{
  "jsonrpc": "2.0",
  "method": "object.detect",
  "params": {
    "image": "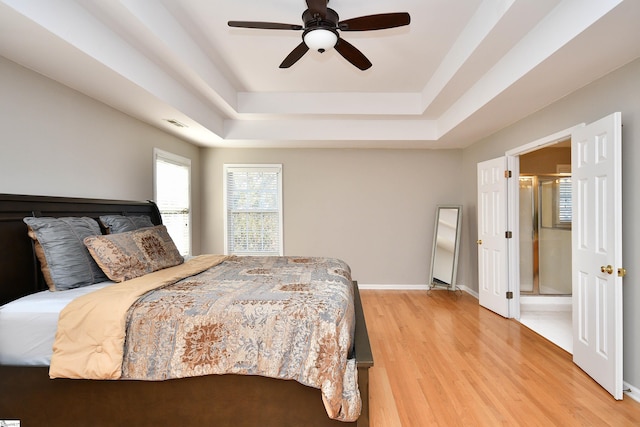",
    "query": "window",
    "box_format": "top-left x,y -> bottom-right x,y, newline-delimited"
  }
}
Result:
556,165 -> 572,225
539,176 -> 571,229
557,177 -> 572,224
154,149 -> 191,255
223,164 -> 283,256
